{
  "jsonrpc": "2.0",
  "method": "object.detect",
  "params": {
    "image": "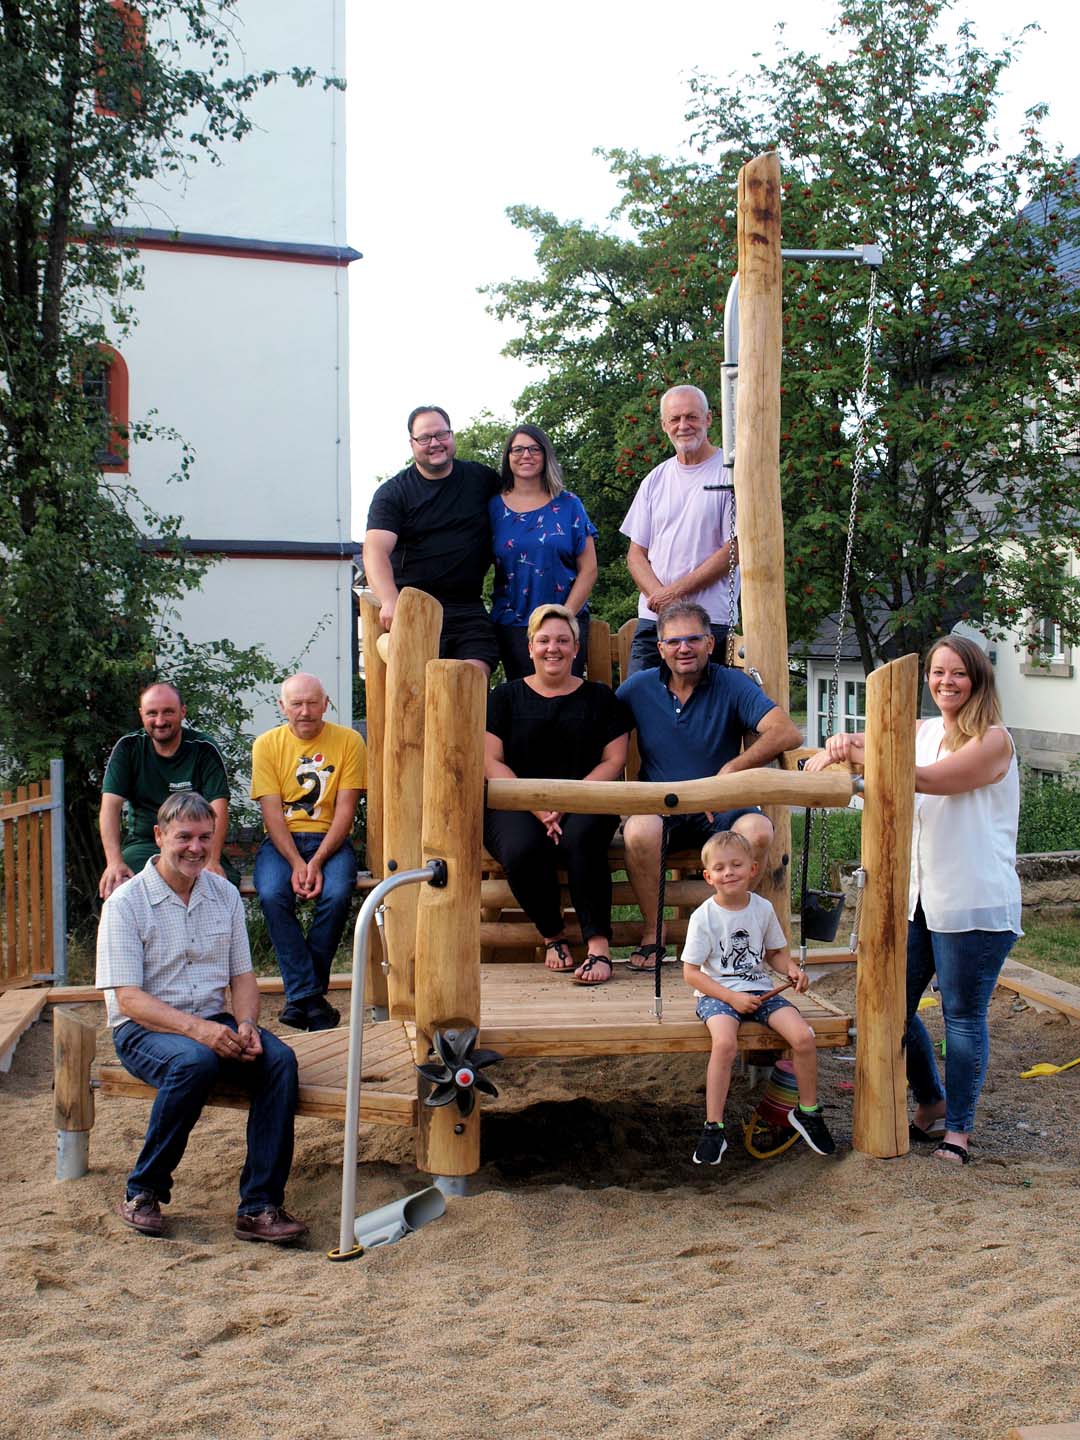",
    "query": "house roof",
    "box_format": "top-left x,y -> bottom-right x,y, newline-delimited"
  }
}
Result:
1019,156 -> 1080,284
